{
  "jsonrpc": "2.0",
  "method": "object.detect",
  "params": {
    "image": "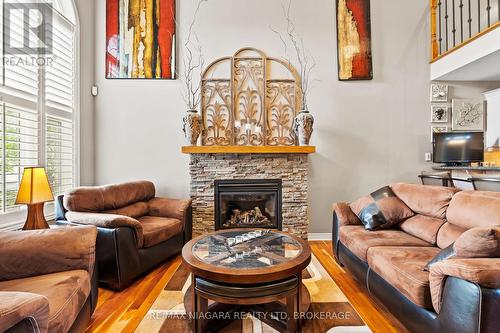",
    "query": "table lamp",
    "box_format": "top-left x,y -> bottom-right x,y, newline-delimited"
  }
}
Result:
15,167 -> 54,230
